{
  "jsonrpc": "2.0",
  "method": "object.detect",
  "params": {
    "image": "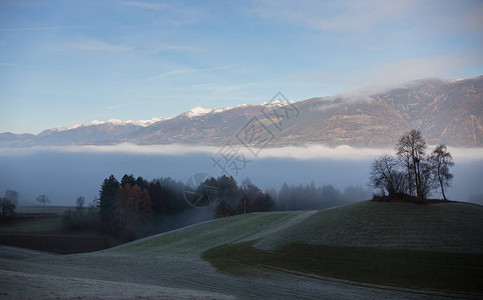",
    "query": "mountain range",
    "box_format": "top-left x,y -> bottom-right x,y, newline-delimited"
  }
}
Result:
1,75 -> 482,148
